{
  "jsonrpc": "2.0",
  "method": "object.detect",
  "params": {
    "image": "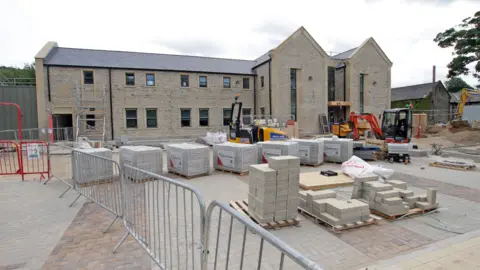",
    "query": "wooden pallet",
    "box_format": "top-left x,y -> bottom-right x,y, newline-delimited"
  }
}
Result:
229,200 -> 300,230
301,163 -> 322,167
429,162 -> 475,171
297,207 -> 379,233
168,170 -> 209,179
215,169 -> 248,176
370,207 -> 439,221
